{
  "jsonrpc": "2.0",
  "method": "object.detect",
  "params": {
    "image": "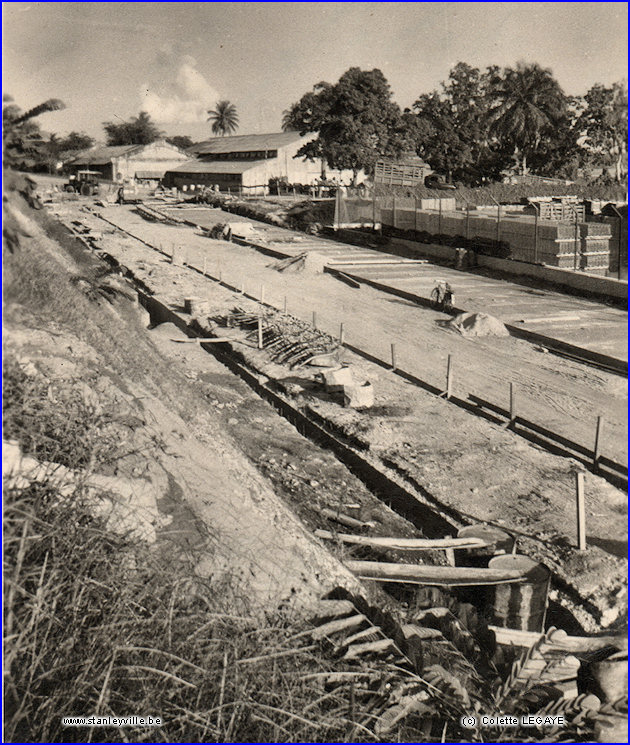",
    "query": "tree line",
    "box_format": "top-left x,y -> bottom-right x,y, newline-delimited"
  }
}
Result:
3,61 -> 627,188
2,97 -> 240,173
283,62 -> 627,185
